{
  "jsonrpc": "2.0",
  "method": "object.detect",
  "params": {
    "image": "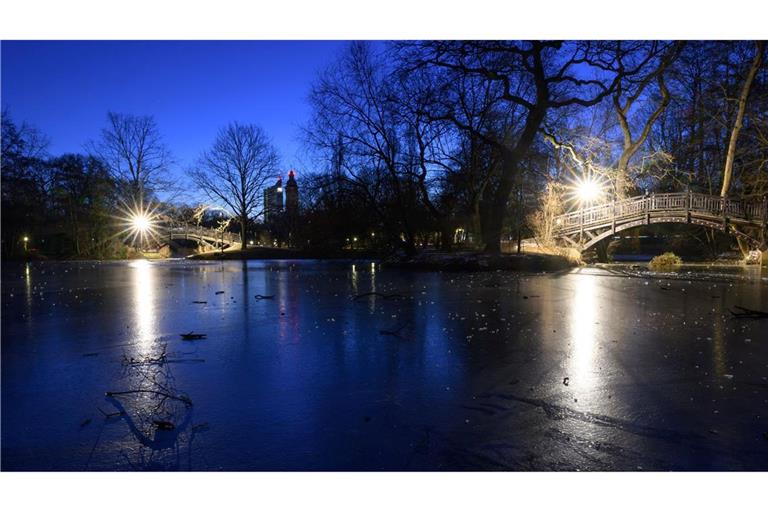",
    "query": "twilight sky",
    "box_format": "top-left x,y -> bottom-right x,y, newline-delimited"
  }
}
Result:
1,40 -> 348,190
